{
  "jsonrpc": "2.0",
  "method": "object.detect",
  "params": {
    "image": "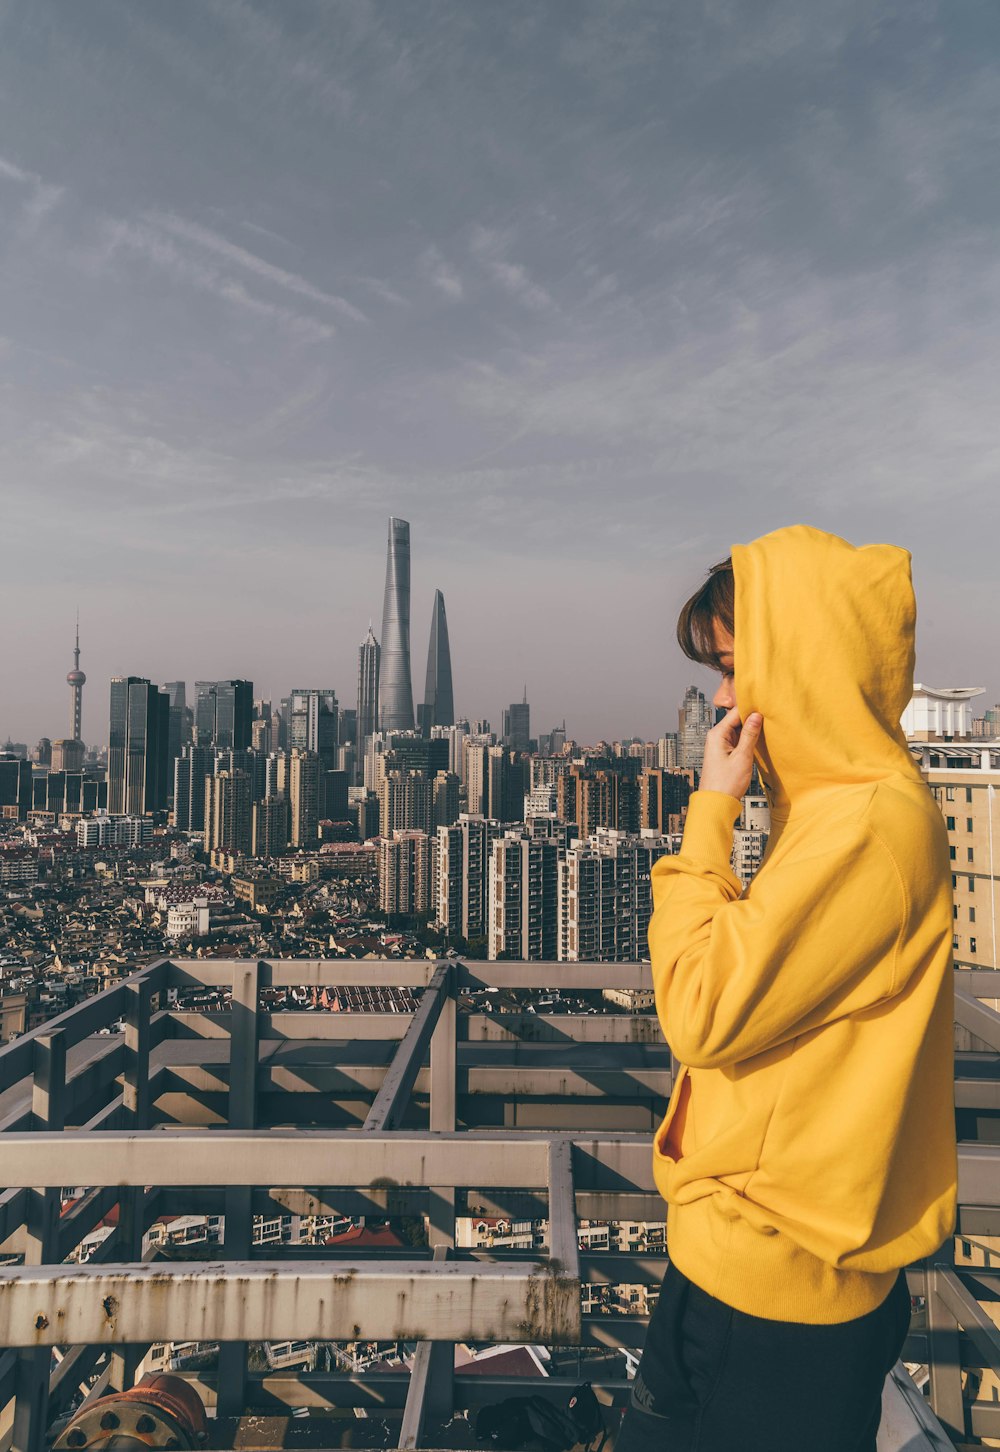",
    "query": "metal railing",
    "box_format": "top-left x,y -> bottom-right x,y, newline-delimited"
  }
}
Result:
0,958 -> 997,1450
